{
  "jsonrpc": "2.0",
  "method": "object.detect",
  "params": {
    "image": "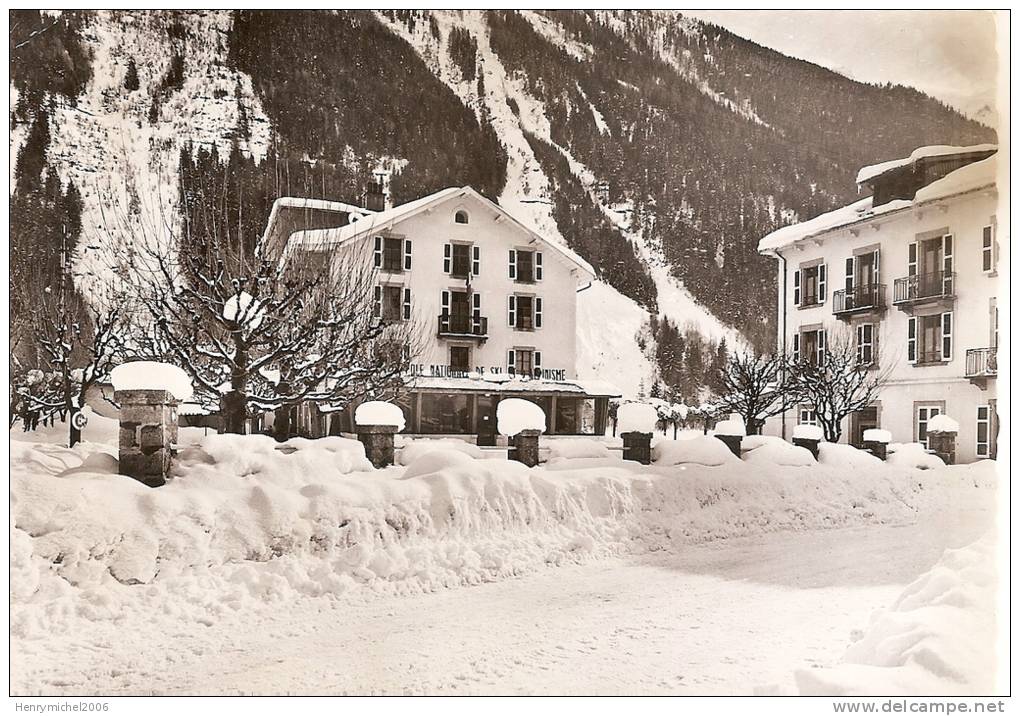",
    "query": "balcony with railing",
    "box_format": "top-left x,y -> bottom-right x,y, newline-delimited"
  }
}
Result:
833,283 -> 886,319
892,271 -> 955,312
437,314 -> 488,342
965,347 -> 997,388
